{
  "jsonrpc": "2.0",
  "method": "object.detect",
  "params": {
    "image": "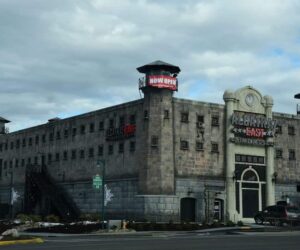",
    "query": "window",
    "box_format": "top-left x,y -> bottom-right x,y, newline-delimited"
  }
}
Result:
48,154 -> 52,163
56,152 -> 60,161
196,141 -> 204,151
289,149 -> 296,160
151,136 -> 158,147
3,161 -> 7,169
180,140 -> 189,150
119,143 -> 124,153
56,131 -> 61,140
15,159 -> 19,168
10,141 -> 14,150
34,156 -> 38,165
28,137 -> 33,146
72,127 -> 77,136
35,135 -> 39,145
98,145 -> 103,156
130,114 -> 136,125
49,133 -> 54,142
297,185 -> 300,192
109,119 -> 114,128
22,138 -> 26,147
144,110 -> 149,120
288,126 -> 295,135
71,150 -> 76,159
9,160 -> 12,168
211,143 -> 219,153
181,112 -> 189,123
276,149 -> 283,159
42,134 -> 46,143
211,116 -> 219,126
130,141 -> 136,152
164,110 -> 169,119
80,149 -> 85,159
119,116 -> 125,127
21,159 -> 25,167
108,145 -> 114,155
99,121 -> 104,131
4,142 -> 8,150
89,147 -> 94,158
0,143 -> 3,152
80,125 -> 85,134
89,123 -> 95,133
276,125 -> 282,134
197,115 -> 204,123
64,129 -> 68,138
63,151 -> 68,160
16,139 -> 20,149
